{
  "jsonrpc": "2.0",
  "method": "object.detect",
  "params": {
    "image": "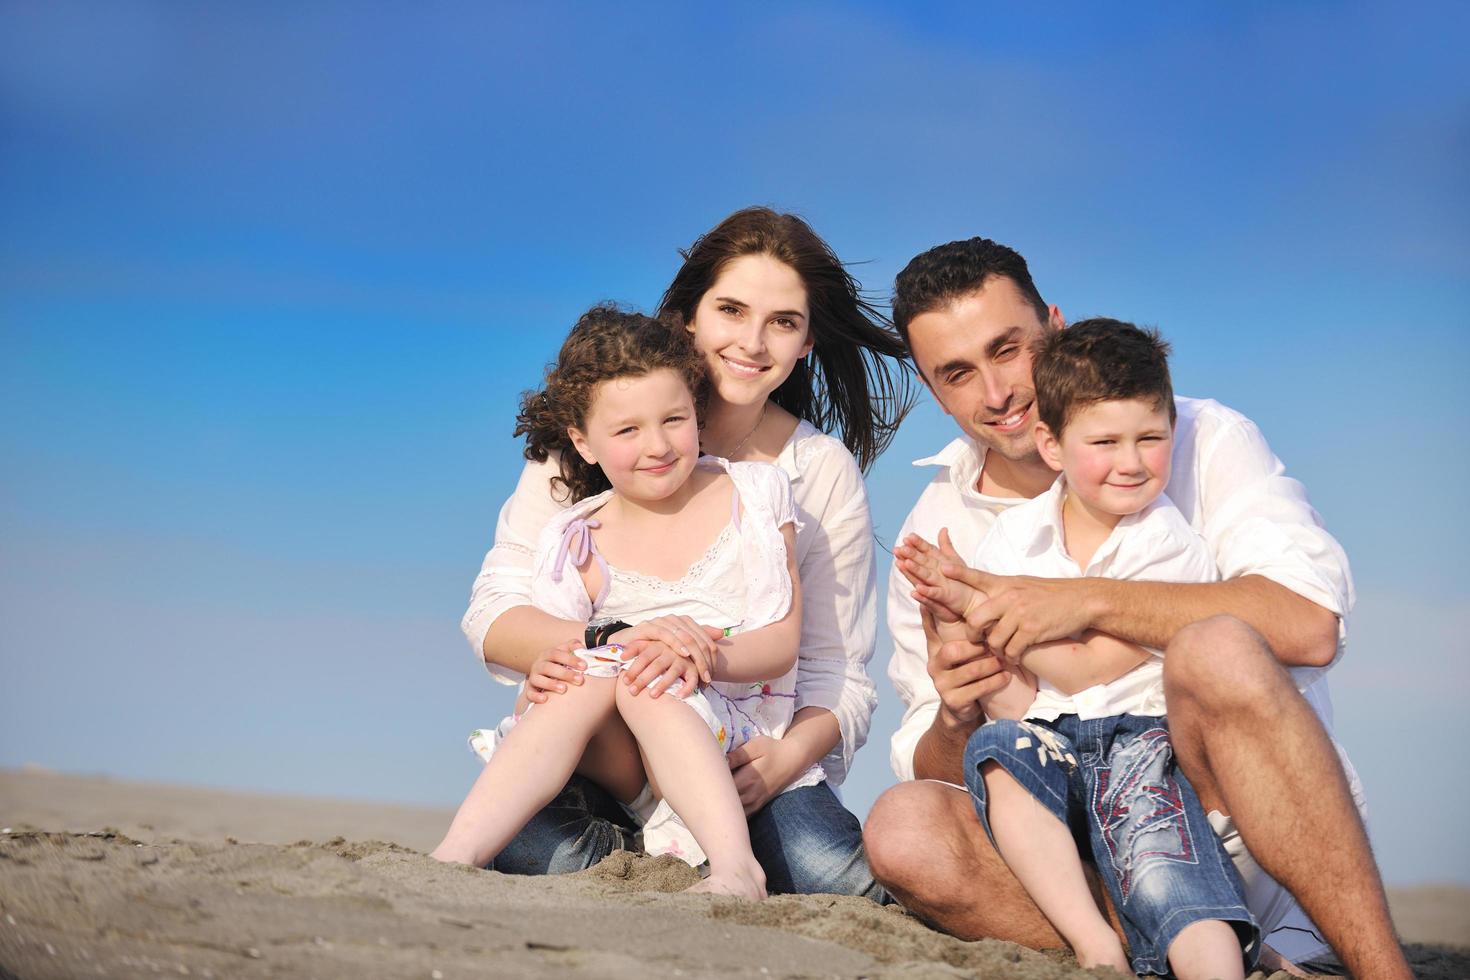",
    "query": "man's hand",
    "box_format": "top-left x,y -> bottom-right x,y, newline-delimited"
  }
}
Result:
941,563 -> 1099,662
922,607 -> 1009,726
726,736 -> 806,816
